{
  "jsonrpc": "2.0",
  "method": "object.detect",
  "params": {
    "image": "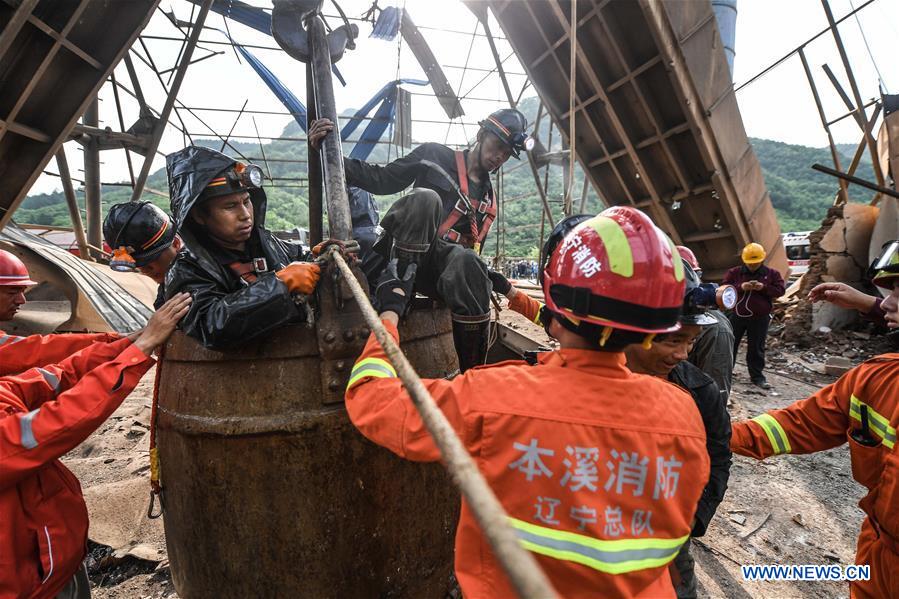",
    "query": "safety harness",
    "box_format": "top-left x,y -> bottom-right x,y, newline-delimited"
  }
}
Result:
227,257 -> 268,284
435,151 -> 497,254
